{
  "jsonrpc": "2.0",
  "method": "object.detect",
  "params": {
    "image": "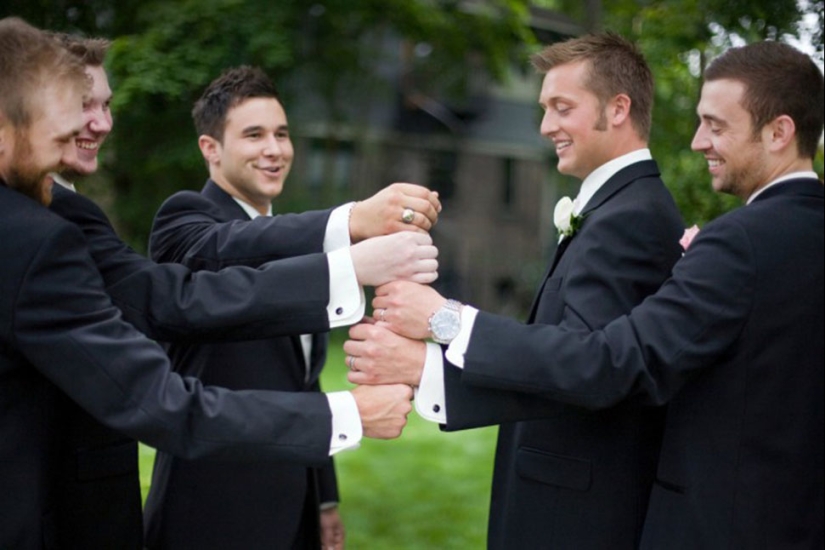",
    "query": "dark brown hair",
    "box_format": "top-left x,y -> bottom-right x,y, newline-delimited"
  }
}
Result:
704,41 -> 824,159
49,32 -> 111,66
192,66 -> 281,141
531,32 -> 654,141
